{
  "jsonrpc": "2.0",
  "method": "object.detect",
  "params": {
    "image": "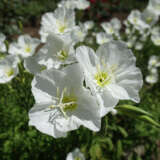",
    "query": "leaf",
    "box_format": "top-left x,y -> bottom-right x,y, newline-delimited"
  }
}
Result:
116,140 -> 123,159
138,115 -> 160,128
118,126 -> 128,138
116,105 -> 152,117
